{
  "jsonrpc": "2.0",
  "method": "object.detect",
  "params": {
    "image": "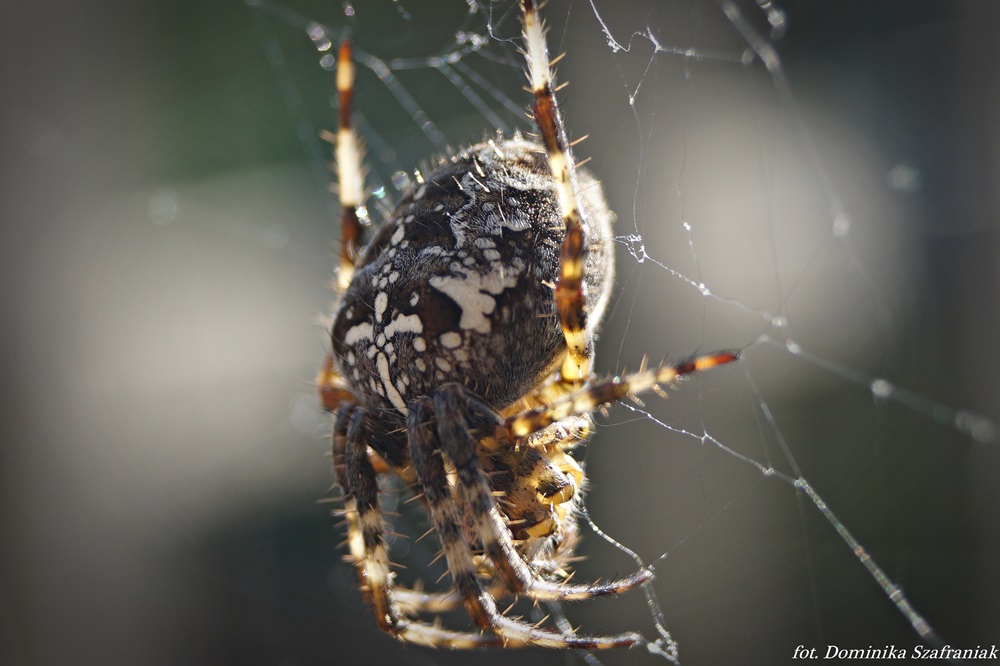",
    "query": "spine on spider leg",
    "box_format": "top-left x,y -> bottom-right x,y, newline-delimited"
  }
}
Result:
507,351 -> 742,438
520,0 -> 592,383
334,35 -> 364,292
